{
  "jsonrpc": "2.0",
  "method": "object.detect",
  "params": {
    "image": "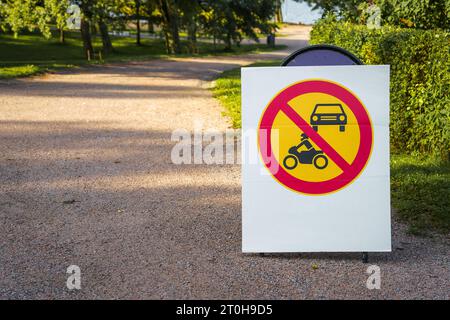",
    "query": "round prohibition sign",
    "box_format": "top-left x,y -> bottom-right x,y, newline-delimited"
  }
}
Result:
258,79 -> 373,195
